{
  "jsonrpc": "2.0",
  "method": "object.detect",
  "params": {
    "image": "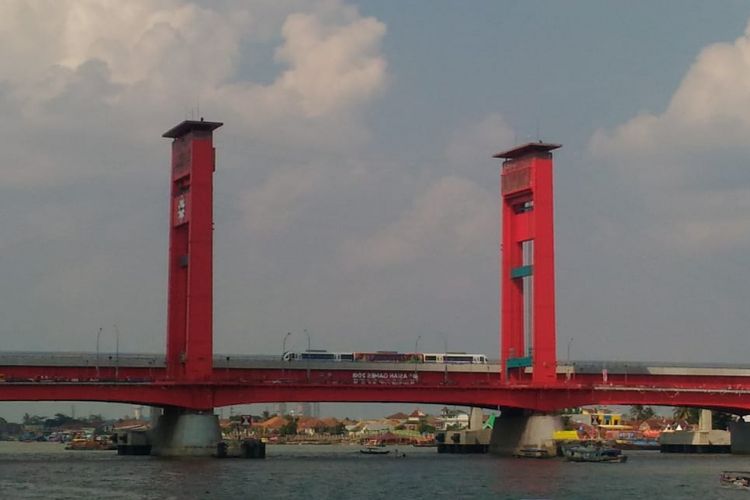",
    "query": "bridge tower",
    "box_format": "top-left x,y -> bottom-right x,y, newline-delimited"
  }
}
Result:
162,119 -> 223,381
494,143 -> 560,384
